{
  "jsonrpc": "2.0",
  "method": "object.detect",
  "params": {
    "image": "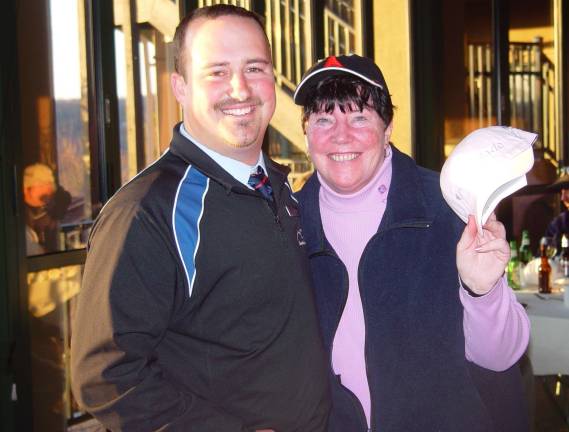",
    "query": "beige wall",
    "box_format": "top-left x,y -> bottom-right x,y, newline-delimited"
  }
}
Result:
374,0 -> 413,157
